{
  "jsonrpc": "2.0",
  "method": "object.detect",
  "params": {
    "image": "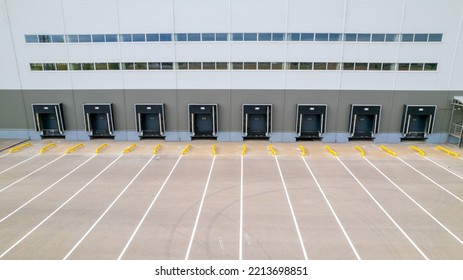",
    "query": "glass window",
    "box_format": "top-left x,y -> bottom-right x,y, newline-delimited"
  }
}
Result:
148,62 -> 161,70
315,33 -> 329,41
43,63 -> 56,71
288,62 -> 299,70
258,62 -> 271,70
161,62 -> 173,70
244,62 -> 257,69
120,34 -> 132,42
314,62 -> 327,70
232,33 -> 243,41
271,62 -> 283,70
329,33 -> 342,41
56,63 -> 68,71
78,35 -> 91,43
82,63 -> 94,70
398,63 -> 410,71
122,62 -> 135,70
216,33 -> 228,41
70,63 -> 82,71
95,63 -> 108,70
258,33 -> 272,41
344,33 -> 357,42
385,34 -> 398,42
216,62 -> 228,69
355,63 -> 368,70
300,33 -> 314,41
401,34 -> 414,42
105,34 -> 118,42
357,33 -> 371,42
175,33 -> 187,41
272,33 -> 285,41
410,63 -> 424,71
189,62 -> 202,70
38,35 -> 51,43
135,62 -> 147,70
66,35 -> 79,43
299,62 -> 312,70
203,62 -> 216,70
288,33 -> 300,41
371,34 -> 385,42
414,34 -> 428,42
232,62 -> 243,70
368,63 -> 382,71
424,63 -> 438,71
342,63 -> 355,70
92,34 -> 105,43
428,33 -> 443,42
30,63 -> 43,71
202,33 -> 215,41
108,63 -> 120,70
25,35 -> 38,43
327,62 -> 340,70
51,35 -> 64,43
382,63 -> 395,71
146,34 -> 160,41
188,33 -> 201,41
244,33 -> 258,41
160,34 -> 172,41
132,34 -> 146,42
176,62 -> 188,70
